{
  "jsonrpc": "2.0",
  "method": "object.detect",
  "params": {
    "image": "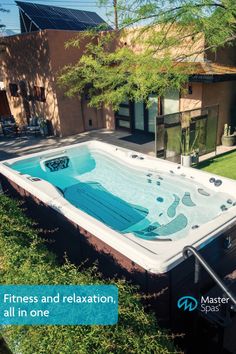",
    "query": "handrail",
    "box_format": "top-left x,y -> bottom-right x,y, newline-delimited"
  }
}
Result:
183,245 -> 236,310
156,106 -> 208,120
